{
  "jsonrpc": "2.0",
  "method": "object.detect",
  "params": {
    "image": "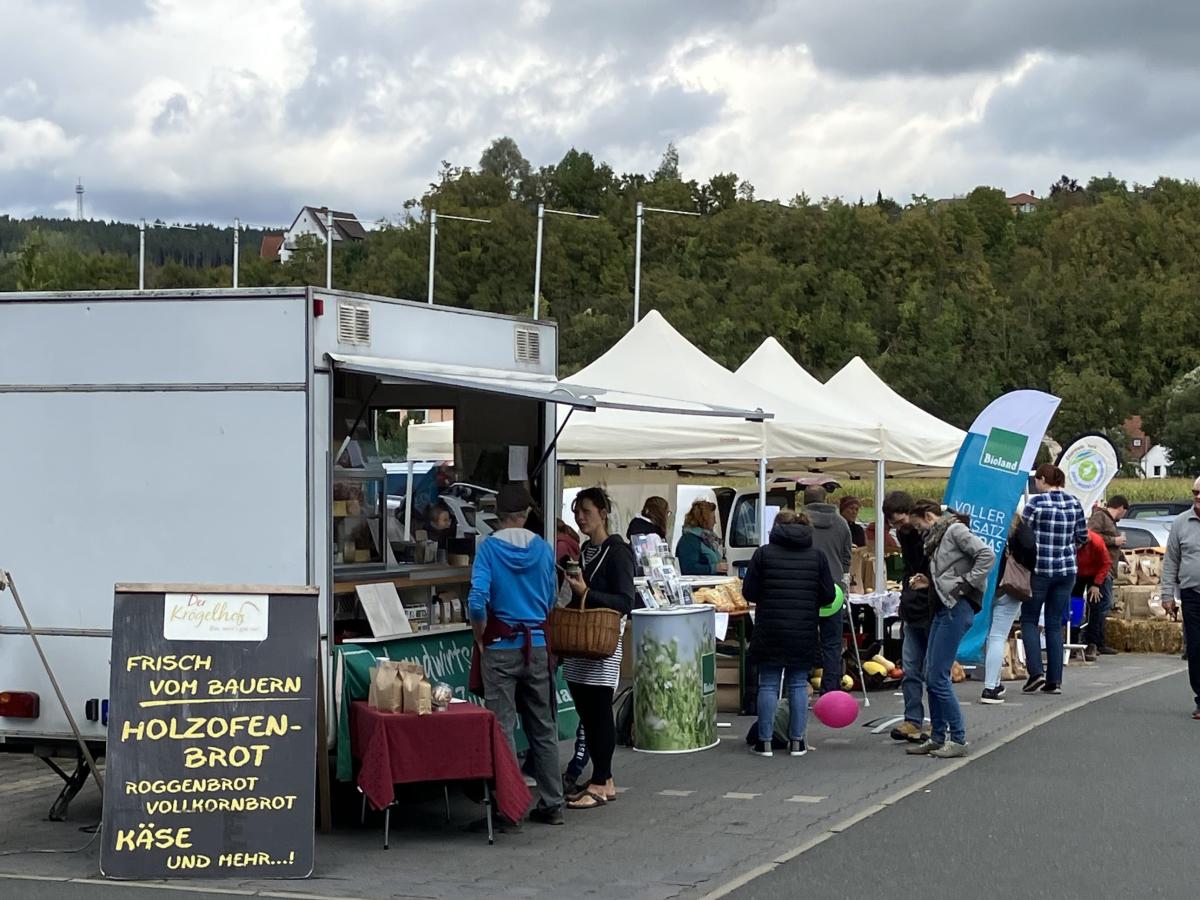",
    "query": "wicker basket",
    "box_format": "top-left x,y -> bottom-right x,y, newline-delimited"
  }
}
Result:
549,596 -> 621,660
